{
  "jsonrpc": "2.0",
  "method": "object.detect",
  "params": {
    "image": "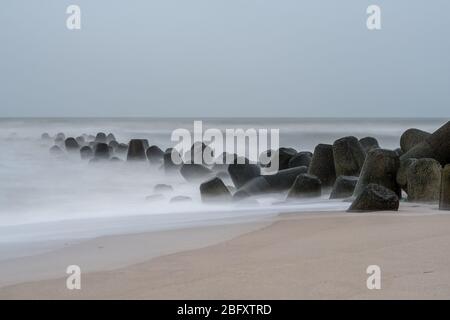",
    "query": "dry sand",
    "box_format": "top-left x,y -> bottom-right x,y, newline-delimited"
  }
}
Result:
1,204 -> 450,299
